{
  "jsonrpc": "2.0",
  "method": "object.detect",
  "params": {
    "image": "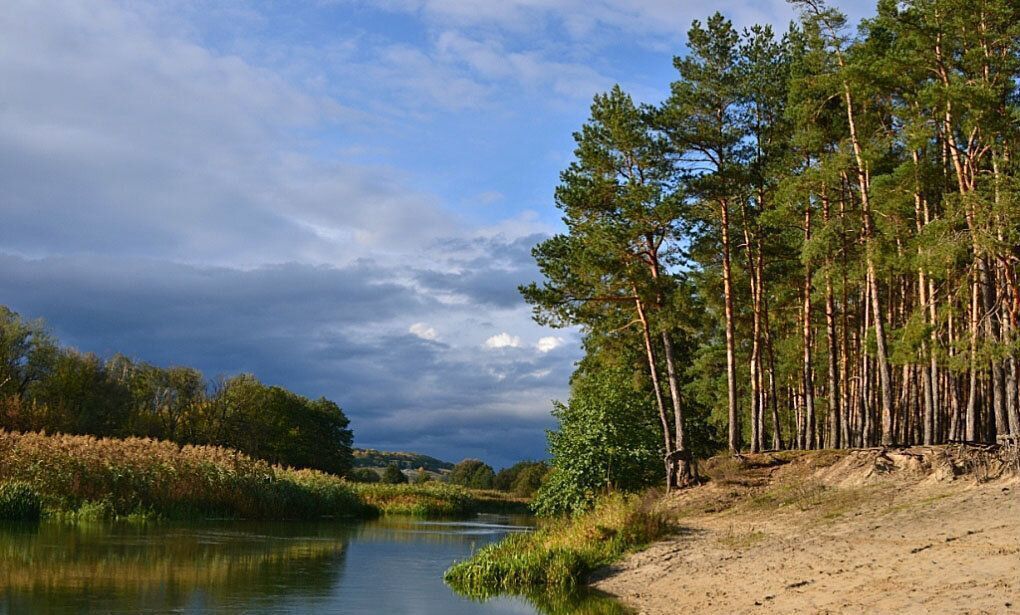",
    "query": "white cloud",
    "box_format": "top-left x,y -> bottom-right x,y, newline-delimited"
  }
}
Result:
485,332 -> 522,349
536,336 -> 564,353
0,0 -> 456,266
409,322 -> 438,340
